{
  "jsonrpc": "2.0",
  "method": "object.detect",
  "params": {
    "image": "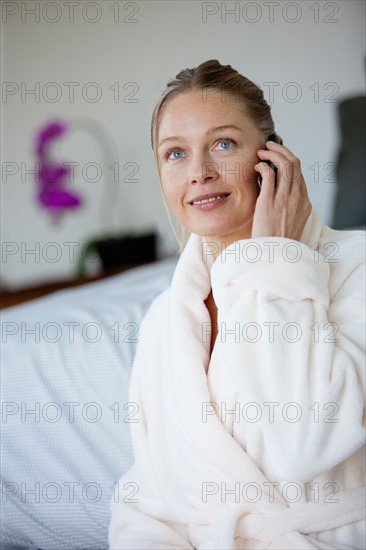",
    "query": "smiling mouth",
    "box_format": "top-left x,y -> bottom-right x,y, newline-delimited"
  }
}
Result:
190,193 -> 230,205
